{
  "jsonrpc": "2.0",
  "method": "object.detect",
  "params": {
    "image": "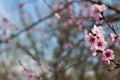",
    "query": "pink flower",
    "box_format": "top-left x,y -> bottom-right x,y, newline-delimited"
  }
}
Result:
2,17 -> 8,23
84,33 -> 97,47
103,49 -> 114,60
27,72 -> 34,80
94,39 -> 107,51
40,65 -> 46,73
113,37 -> 120,48
110,33 -> 117,41
91,4 -> 107,13
92,25 -> 104,36
54,13 -> 61,19
90,4 -> 107,22
102,56 -> 110,65
110,33 -> 120,48
92,50 -> 97,56
66,43 -> 73,50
